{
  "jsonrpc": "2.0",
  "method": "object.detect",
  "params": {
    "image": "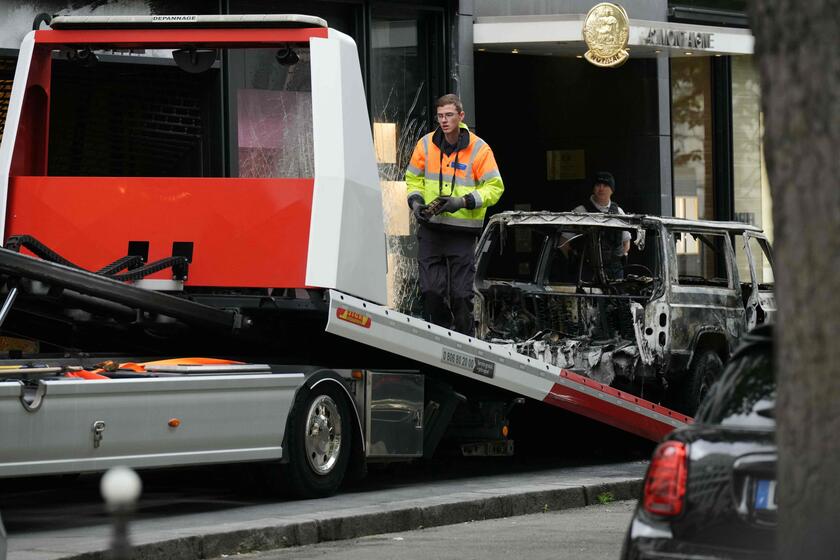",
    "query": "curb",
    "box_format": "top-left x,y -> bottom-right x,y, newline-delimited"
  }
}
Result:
64,478 -> 642,560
